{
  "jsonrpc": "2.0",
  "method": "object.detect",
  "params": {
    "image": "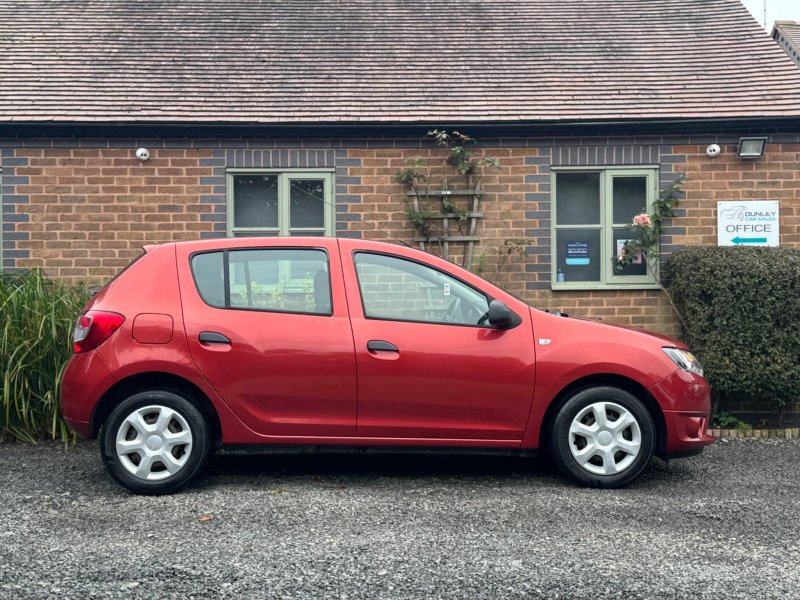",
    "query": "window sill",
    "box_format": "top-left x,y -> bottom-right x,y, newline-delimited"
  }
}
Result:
550,283 -> 662,291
